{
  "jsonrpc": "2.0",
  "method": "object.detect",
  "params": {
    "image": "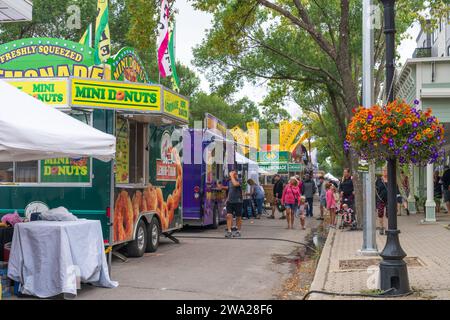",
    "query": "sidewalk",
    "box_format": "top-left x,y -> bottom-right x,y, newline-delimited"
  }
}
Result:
309,212 -> 450,300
